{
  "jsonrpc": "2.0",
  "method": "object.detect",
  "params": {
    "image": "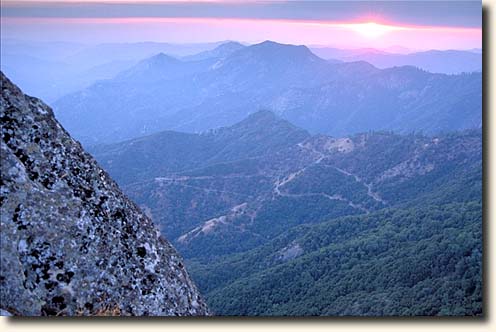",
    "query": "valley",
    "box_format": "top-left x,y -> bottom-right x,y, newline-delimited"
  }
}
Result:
89,111 -> 482,315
